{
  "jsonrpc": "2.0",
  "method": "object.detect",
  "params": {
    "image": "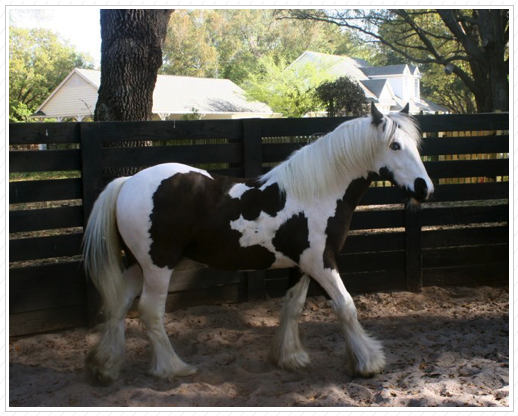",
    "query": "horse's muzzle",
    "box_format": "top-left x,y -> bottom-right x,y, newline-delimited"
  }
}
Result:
411,177 -> 432,202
